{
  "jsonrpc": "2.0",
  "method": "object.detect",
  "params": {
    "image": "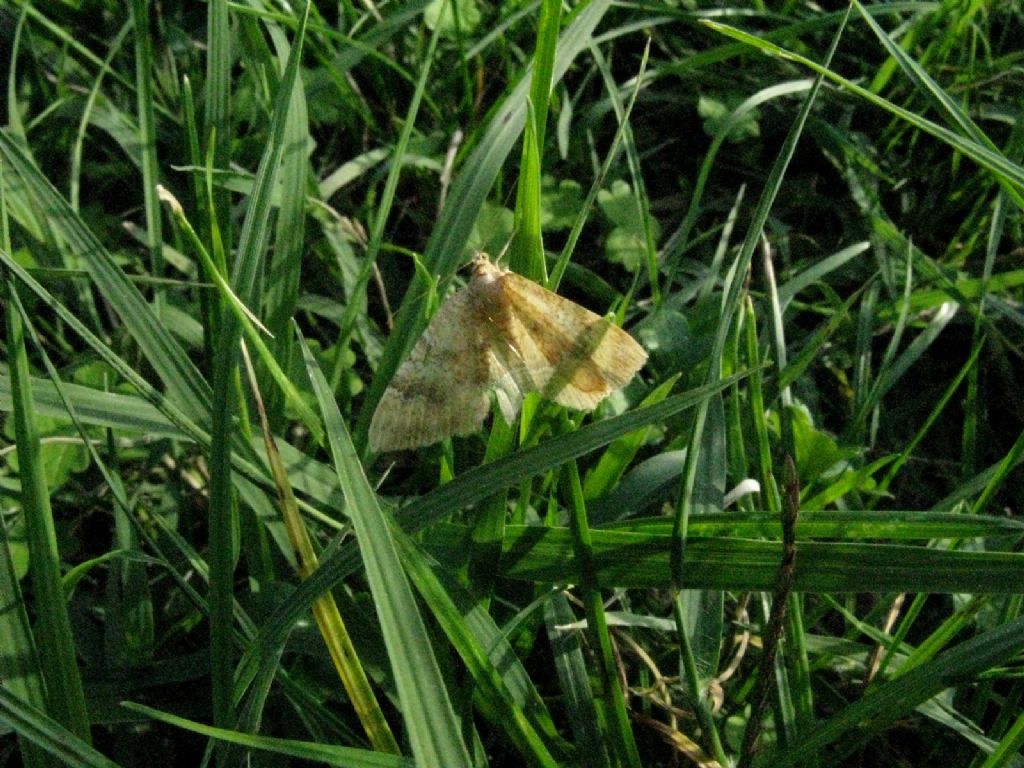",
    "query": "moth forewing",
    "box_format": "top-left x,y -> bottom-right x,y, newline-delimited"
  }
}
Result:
368,291 -> 494,453
486,269 -> 648,410
368,252 -> 647,453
